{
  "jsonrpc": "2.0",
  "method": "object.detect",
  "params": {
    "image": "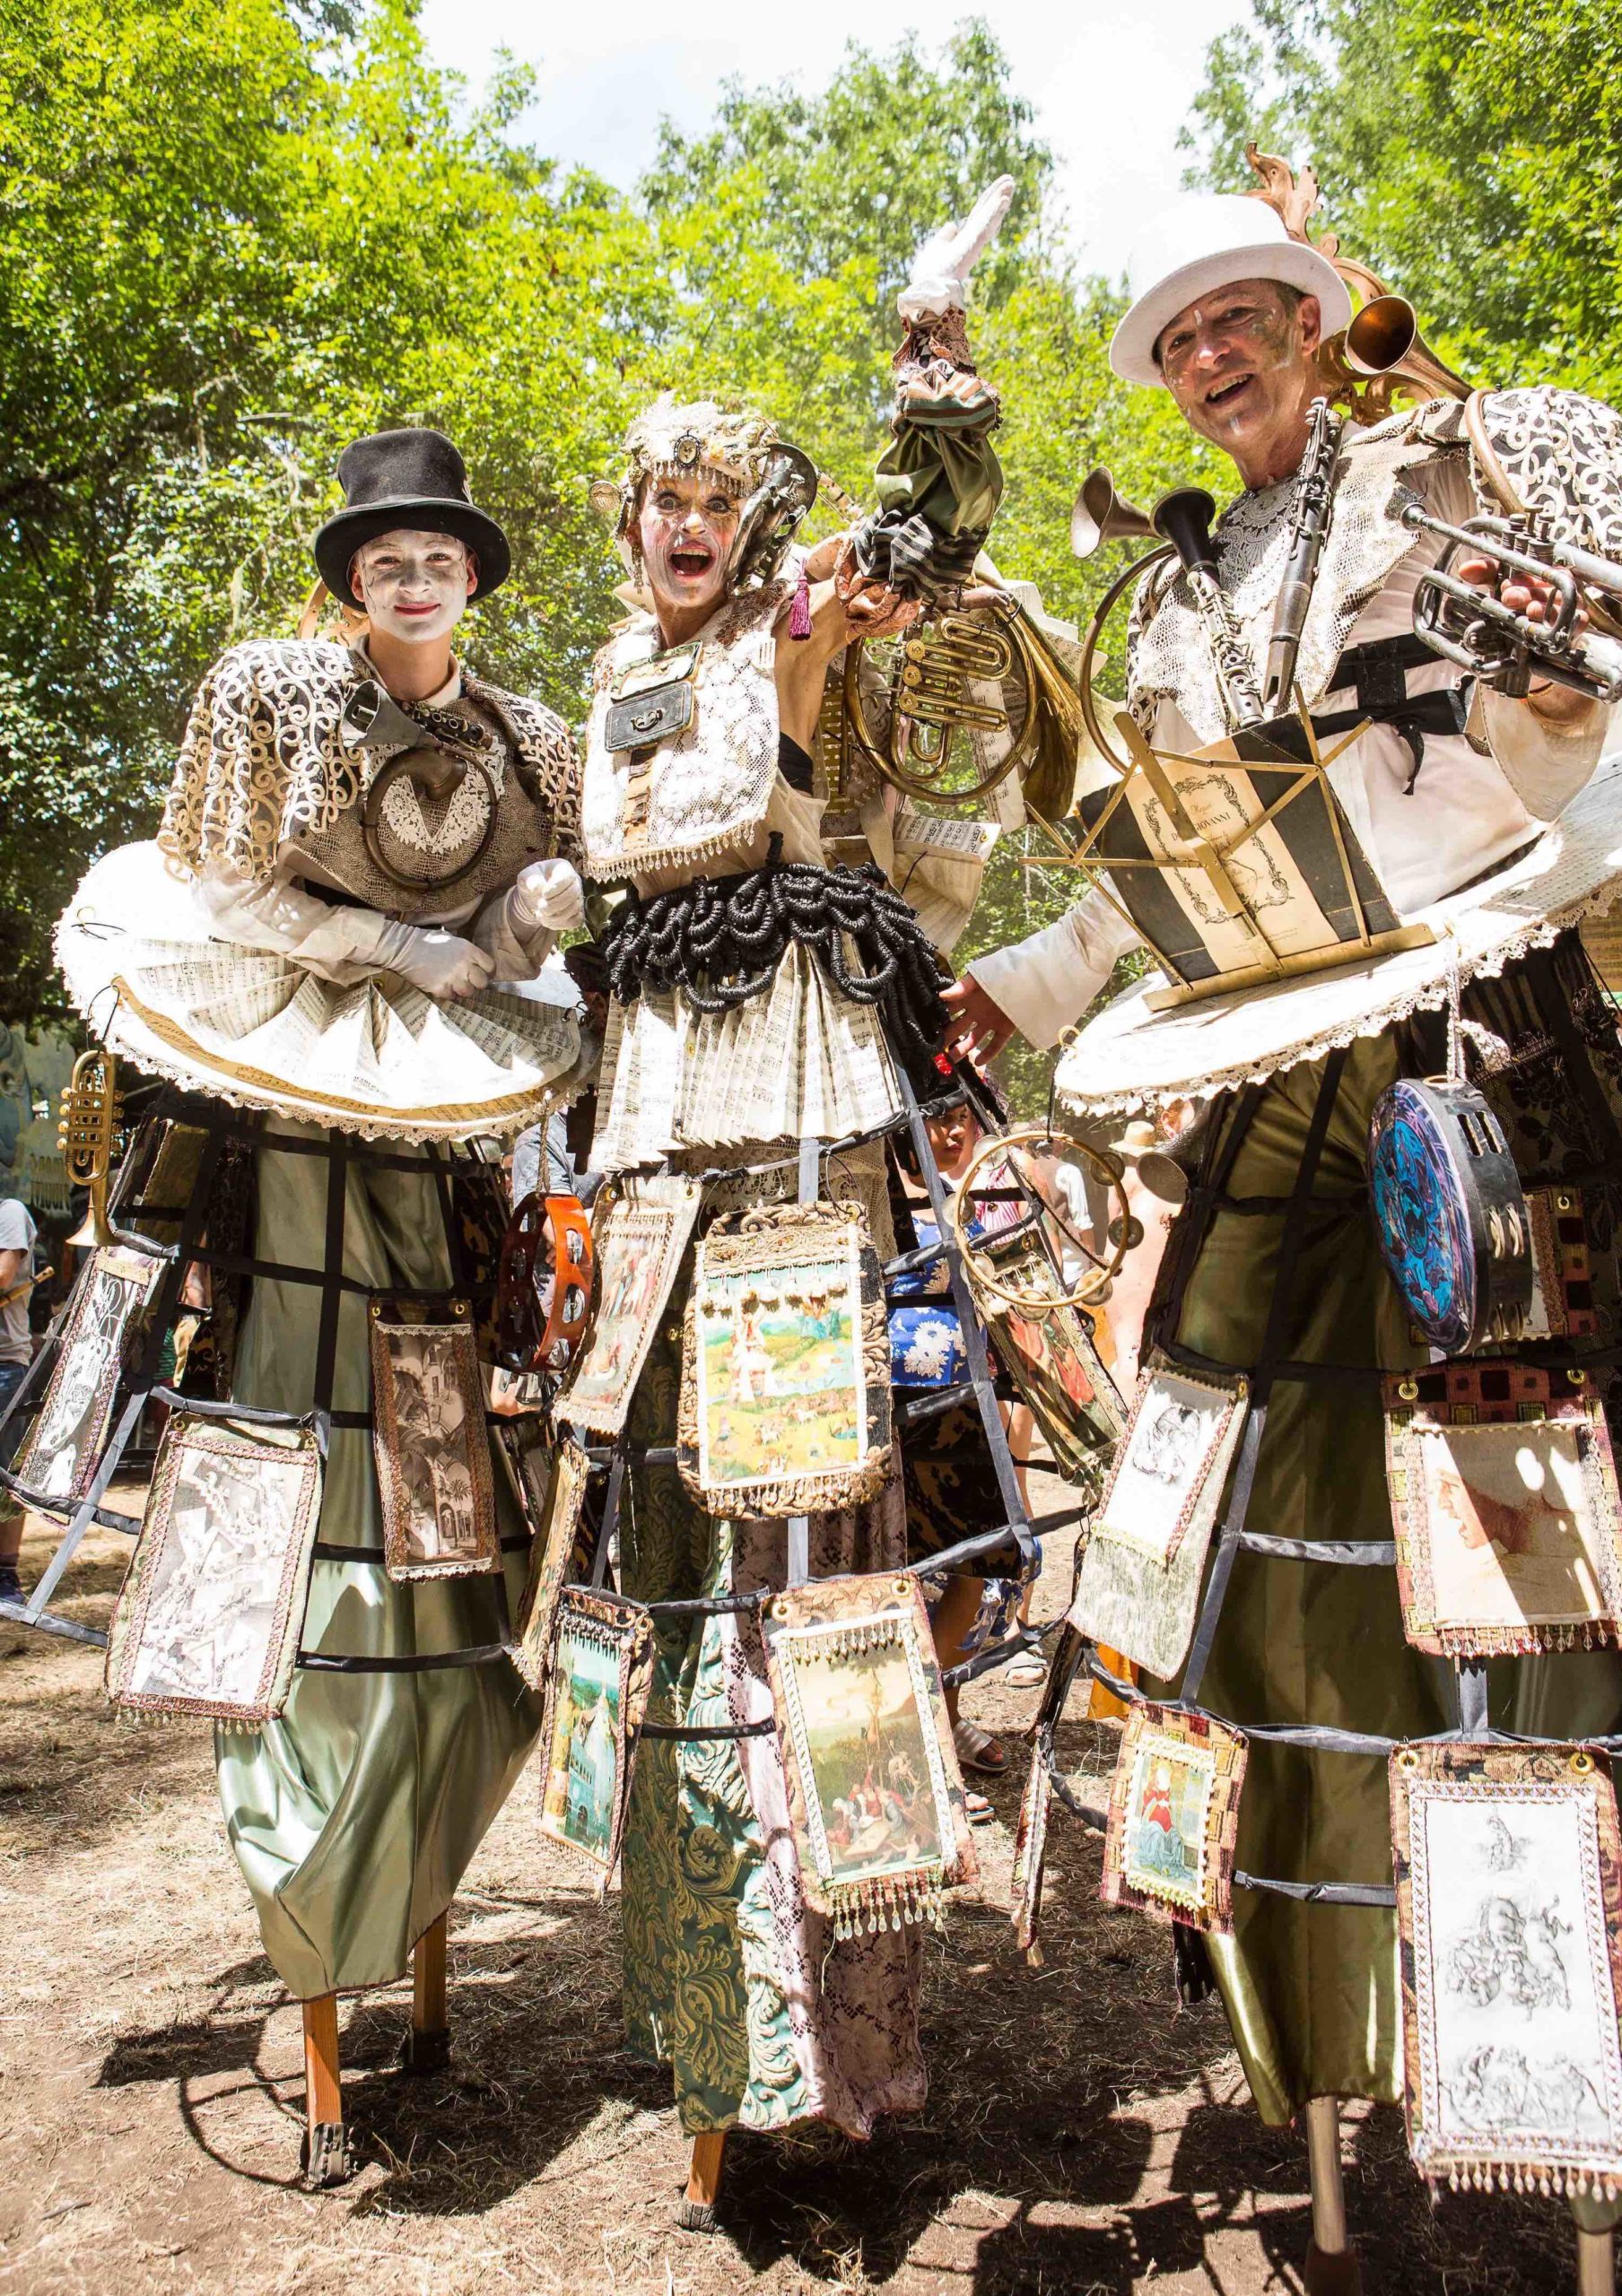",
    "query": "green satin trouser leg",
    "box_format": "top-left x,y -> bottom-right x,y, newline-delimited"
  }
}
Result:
214,1124 -> 540,2001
